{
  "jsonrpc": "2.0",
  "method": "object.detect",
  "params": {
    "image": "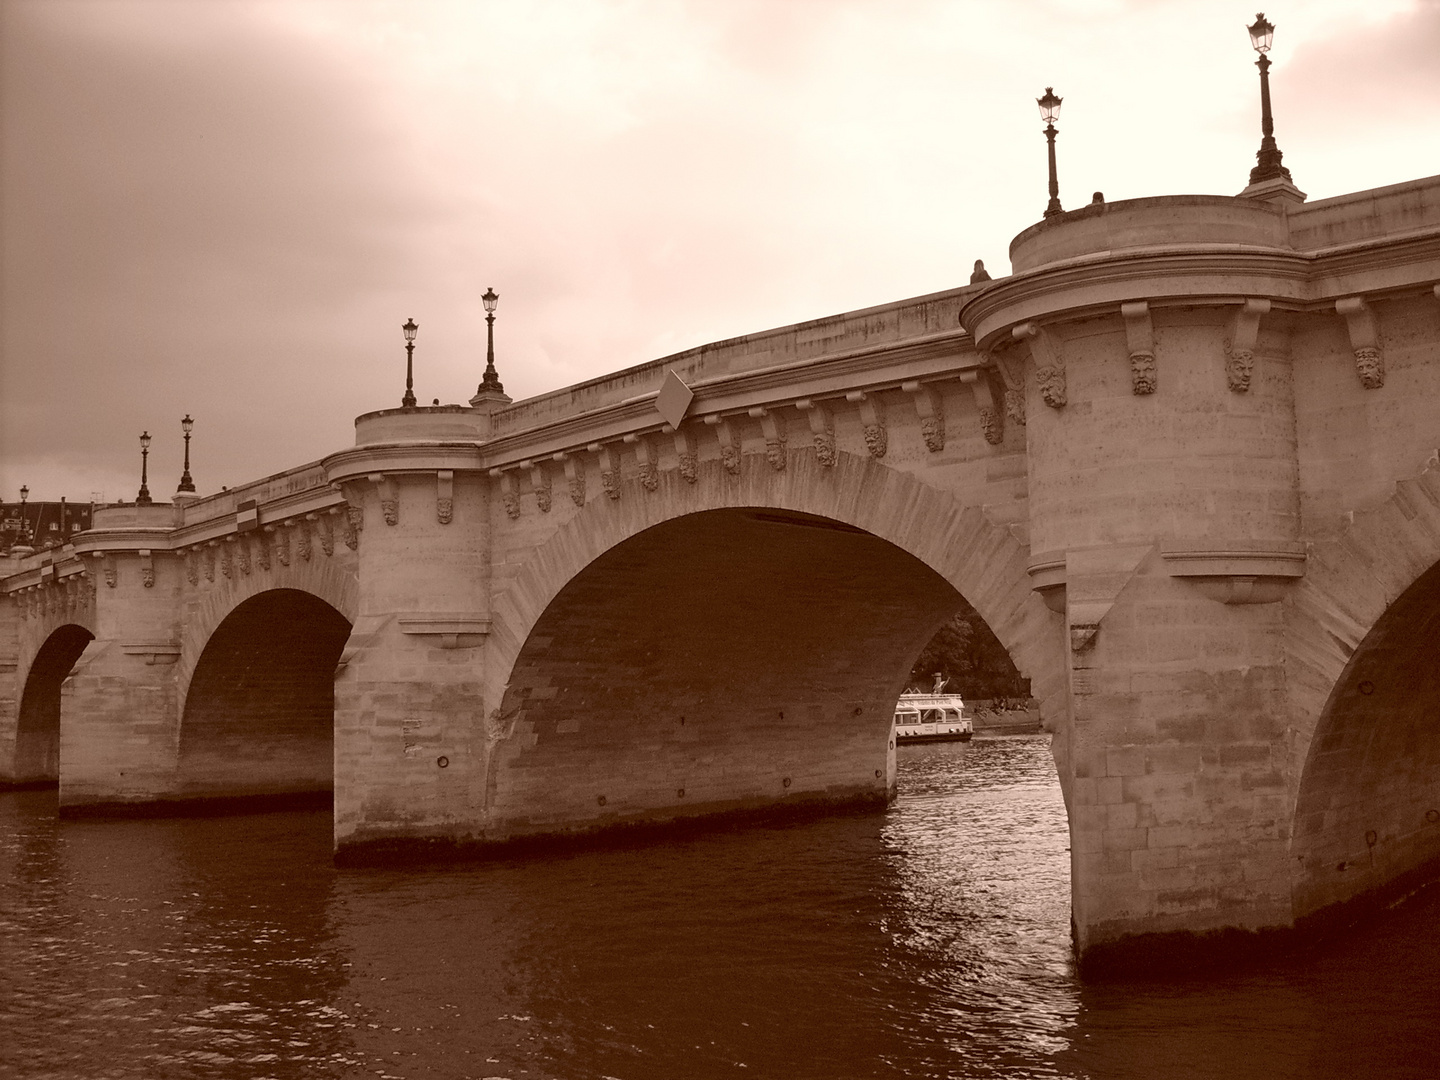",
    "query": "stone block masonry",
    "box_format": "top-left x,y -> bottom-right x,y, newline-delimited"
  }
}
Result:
4,172 -> 1440,972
